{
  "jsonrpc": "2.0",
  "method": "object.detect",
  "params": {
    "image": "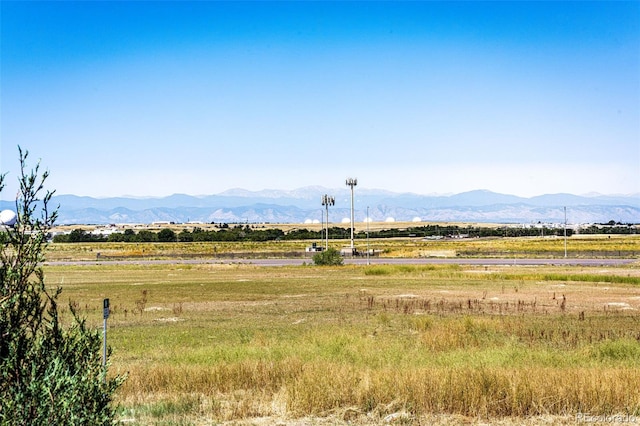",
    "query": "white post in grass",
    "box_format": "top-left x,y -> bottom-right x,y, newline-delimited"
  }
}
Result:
102,298 -> 110,374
